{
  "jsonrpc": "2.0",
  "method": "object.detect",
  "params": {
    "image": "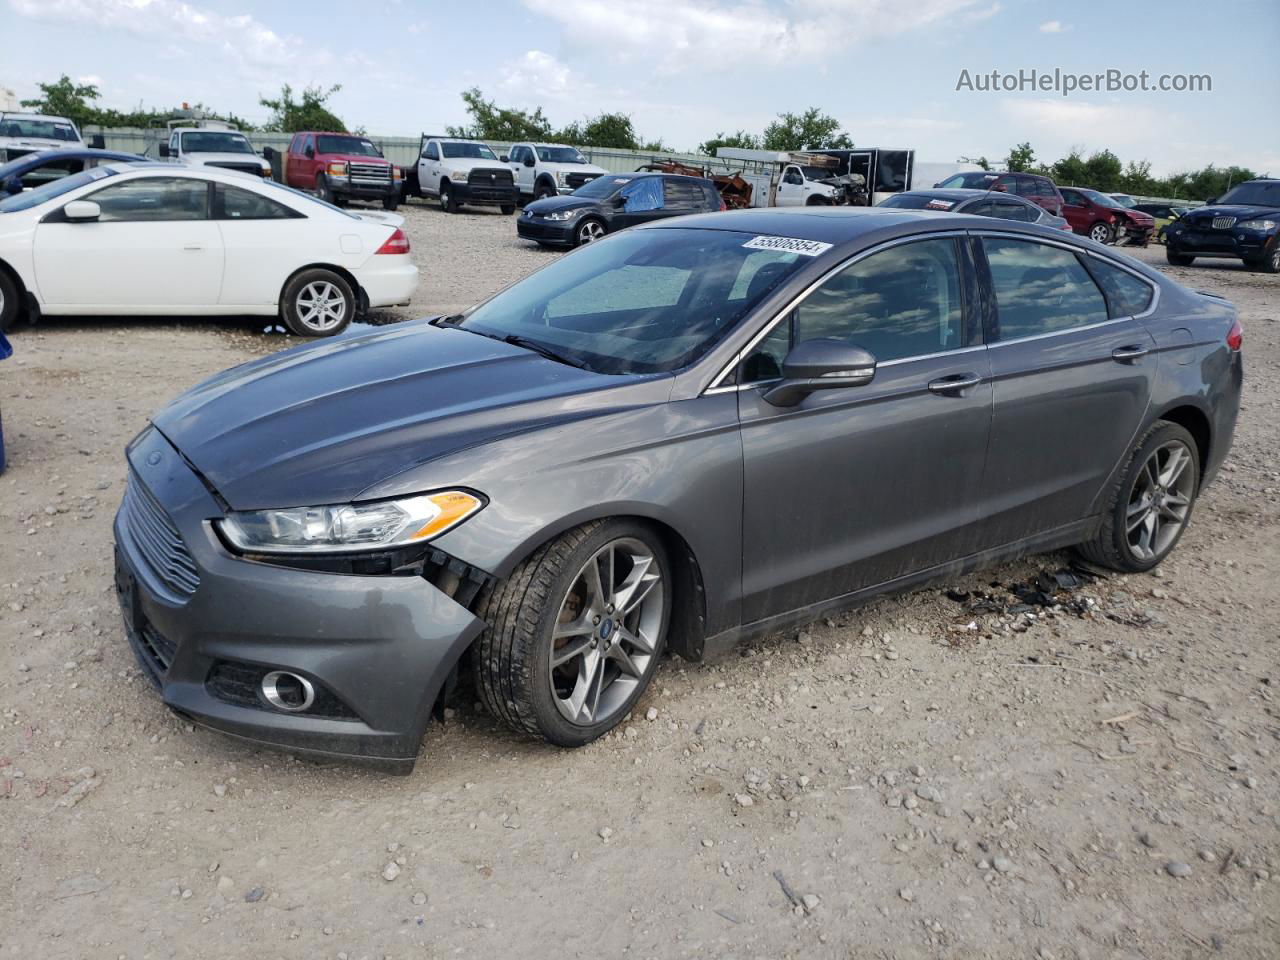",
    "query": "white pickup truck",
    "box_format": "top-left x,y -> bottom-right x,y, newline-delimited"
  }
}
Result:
502,142 -> 608,202
158,123 -> 271,179
401,135 -> 518,214
0,112 -> 93,162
